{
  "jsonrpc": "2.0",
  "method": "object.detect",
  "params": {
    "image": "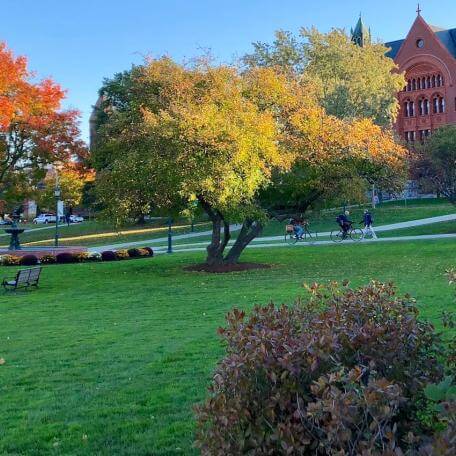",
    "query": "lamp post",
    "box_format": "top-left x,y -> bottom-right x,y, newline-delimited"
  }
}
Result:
54,177 -> 61,247
167,217 -> 173,254
190,198 -> 198,233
